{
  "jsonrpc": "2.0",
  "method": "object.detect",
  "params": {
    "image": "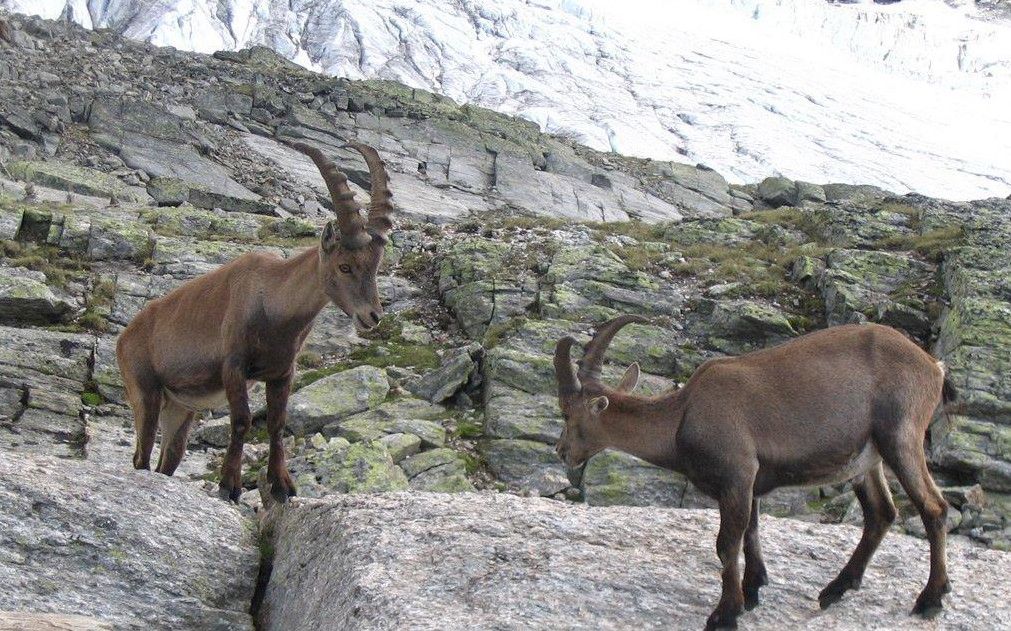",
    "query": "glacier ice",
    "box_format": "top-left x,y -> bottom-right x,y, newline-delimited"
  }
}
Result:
3,0 -> 1010,200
